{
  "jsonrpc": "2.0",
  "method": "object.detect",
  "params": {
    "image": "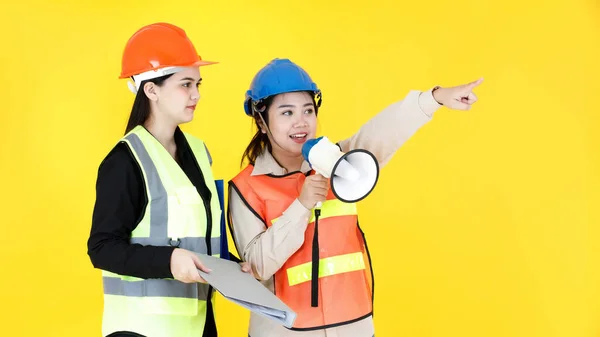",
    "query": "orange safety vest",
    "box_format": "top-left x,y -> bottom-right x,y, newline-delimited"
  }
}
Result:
229,165 -> 374,331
